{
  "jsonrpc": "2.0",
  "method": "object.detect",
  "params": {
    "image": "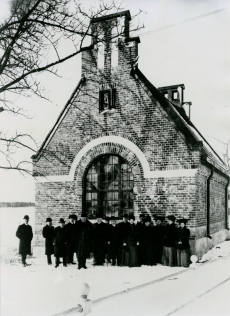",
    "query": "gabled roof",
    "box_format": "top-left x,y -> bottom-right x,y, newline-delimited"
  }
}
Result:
132,67 -> 228,174
32,77 -> 86,160
32,63 -> 228,177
